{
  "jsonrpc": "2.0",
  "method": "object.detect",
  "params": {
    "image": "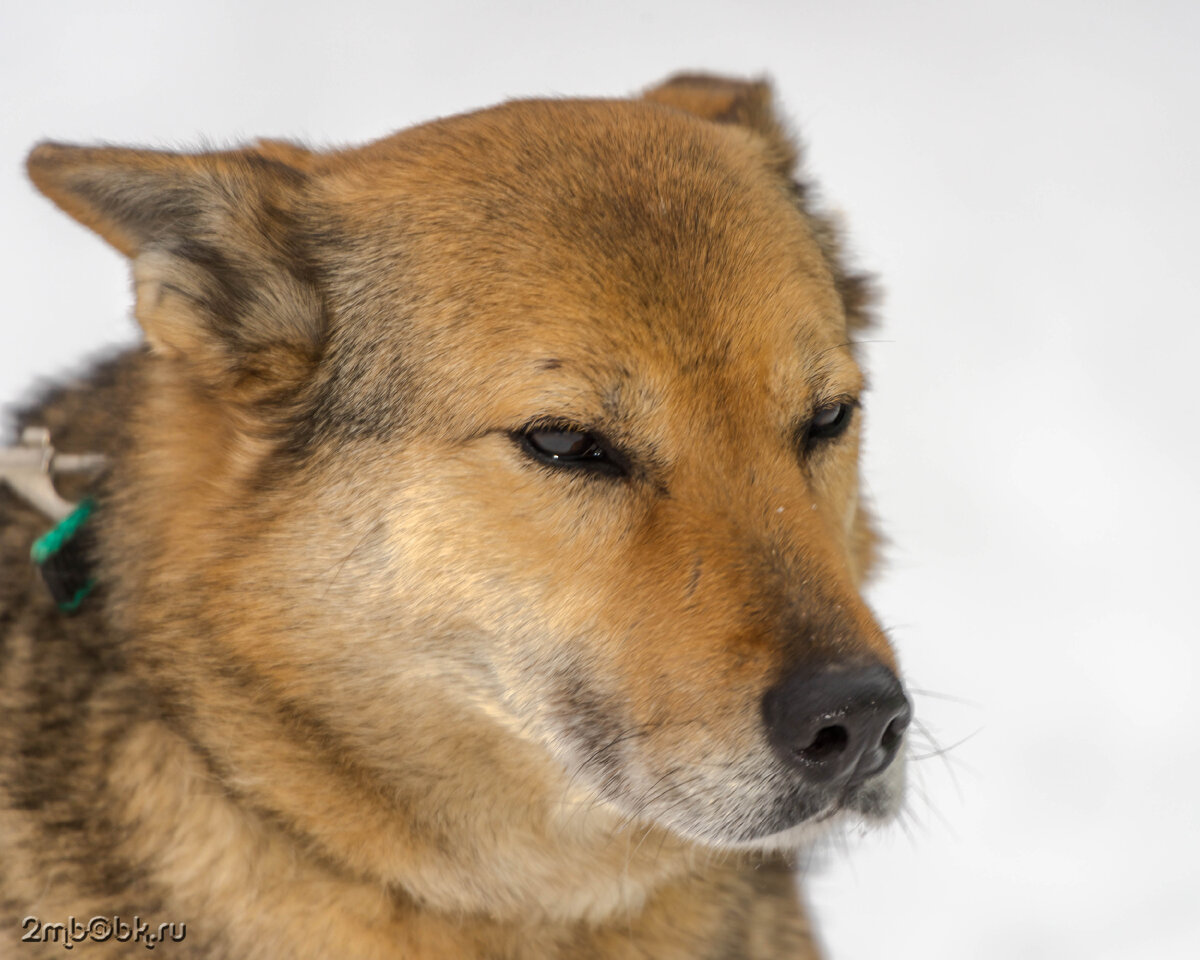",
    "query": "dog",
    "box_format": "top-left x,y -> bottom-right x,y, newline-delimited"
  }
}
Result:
1,74 -> 909,958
